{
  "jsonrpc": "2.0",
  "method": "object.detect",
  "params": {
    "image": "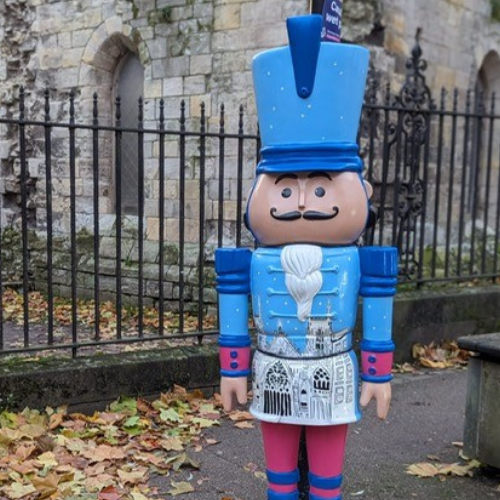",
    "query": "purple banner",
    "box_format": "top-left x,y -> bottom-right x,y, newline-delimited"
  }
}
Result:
321,0 -> 342,42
